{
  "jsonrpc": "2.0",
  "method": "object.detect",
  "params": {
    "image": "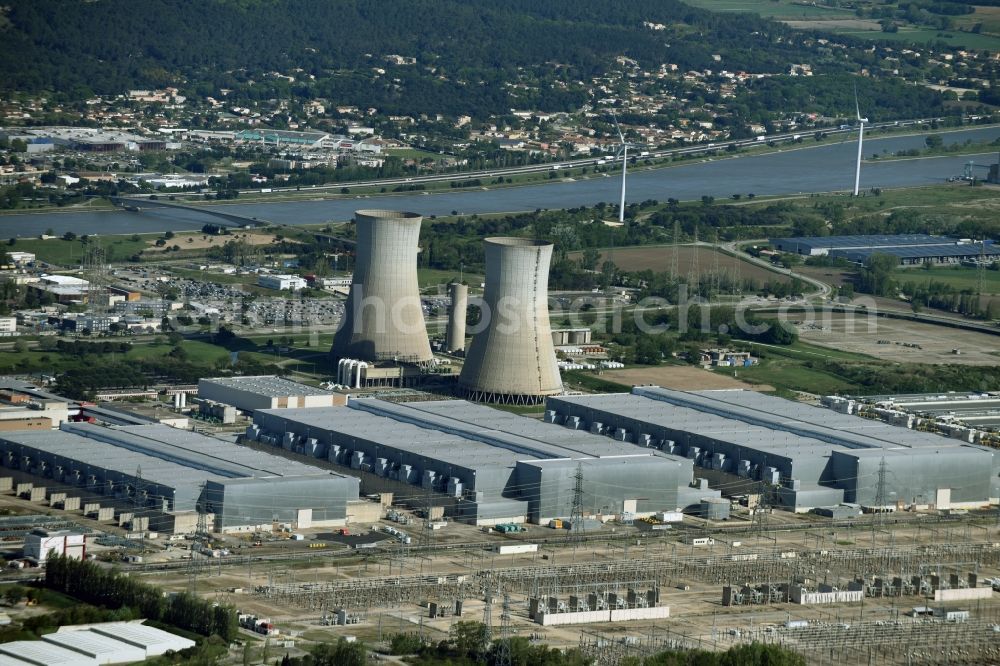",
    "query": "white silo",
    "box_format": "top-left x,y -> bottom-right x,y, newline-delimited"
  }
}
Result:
331,210 -> 433,363
458,238 -> 562,404
446,281 -> 469,353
